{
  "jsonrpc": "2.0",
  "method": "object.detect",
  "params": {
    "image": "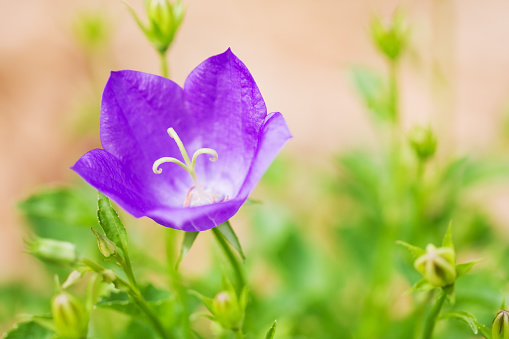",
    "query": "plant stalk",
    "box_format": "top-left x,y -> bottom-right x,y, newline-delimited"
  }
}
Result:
421,288 -> 447,339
